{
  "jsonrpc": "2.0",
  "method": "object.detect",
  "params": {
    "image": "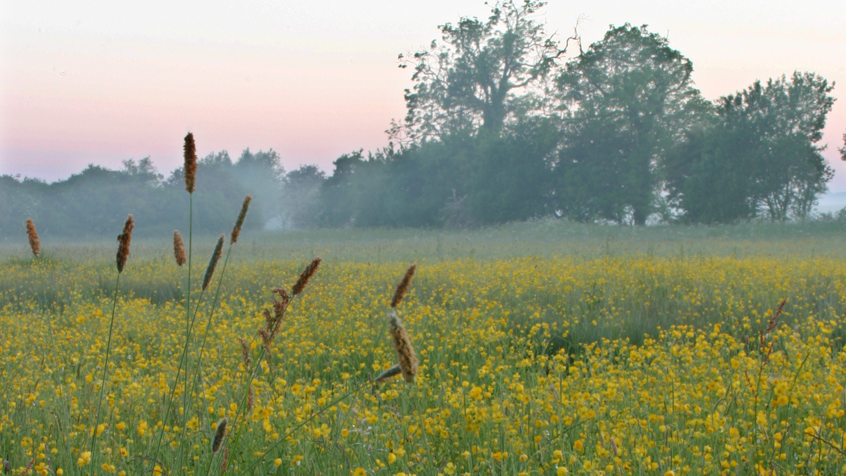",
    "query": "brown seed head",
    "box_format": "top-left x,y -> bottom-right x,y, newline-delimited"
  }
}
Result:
25,218 -> 40,258
387,309 -> 418,383
237,337 -> 252,368
211,417 -> 227,453
173,230 -> 187,266
202,234 -> 225,291
391,264 -> 417,308
231,195 -> 251,244
116,214 -> 134,273
220,447 -> 229,475
183,132 -> 198,193
291,257 -> 321,296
